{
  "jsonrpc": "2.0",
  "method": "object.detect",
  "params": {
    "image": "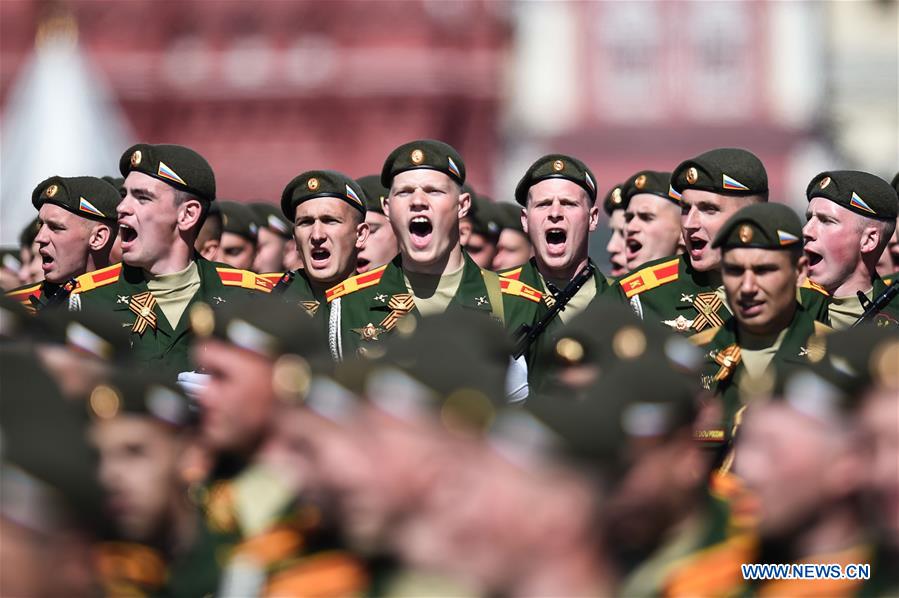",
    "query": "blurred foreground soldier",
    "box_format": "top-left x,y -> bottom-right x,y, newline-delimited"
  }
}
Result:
0,248 -> 22,291
6,176 -> 120,312
622,170 -> 682,271
617,148 -> 769,334
329,140 -> 514,360
459,188 -> 501,269
499,154 -> 610,392
603,183 -> 629,279
803,170 -> 899,328
272,170 -> 369,321
87,371 -> 222,596
216,200 -> 258,271
194,202 -> 222,261
0,348 -> 103,597
669,369 -> 869,597
249,201 -> 292,274
490,201 -> 533,271
691,203 -> 830,440
190,298 -> 366,596
68,144 -> 273,377
355,175 -> 398,274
